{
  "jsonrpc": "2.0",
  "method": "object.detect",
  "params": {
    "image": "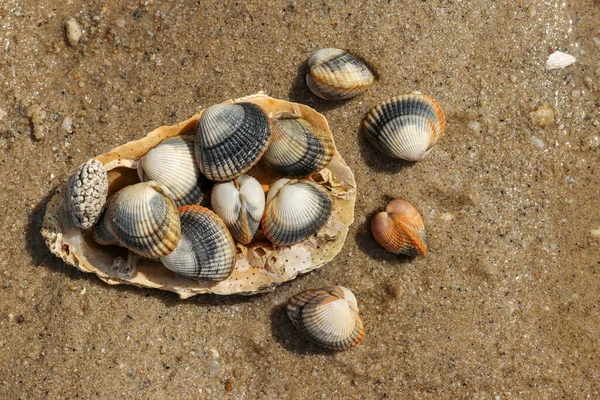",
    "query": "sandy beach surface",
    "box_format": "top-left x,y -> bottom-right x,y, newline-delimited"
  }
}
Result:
1,0 -> 599,398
